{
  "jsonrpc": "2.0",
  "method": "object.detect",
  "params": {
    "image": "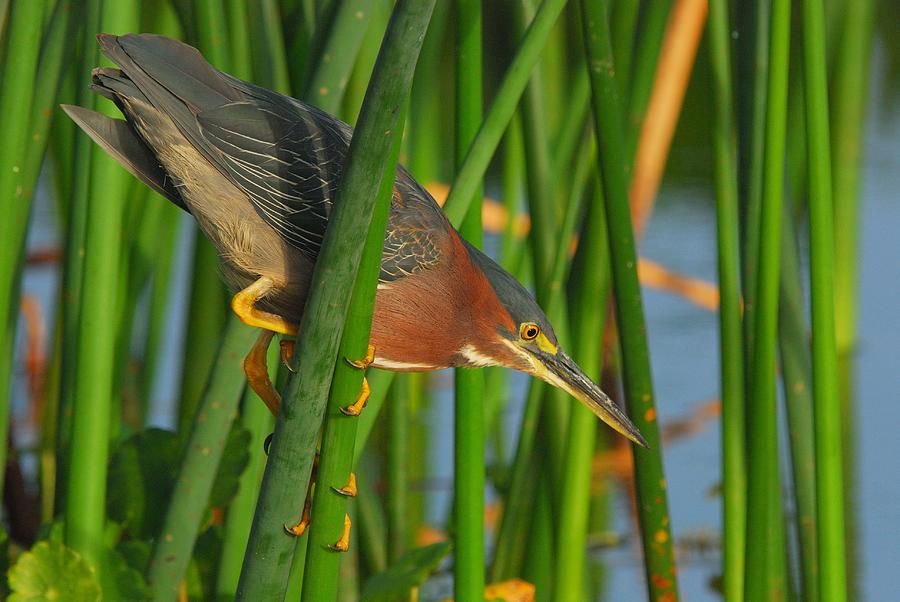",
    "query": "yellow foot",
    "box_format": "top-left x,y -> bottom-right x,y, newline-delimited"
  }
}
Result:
328,514 -> 352,552
284,494 -> 312,537
330,472 -> 357,497
340,377 -> 370,417
345,344 -> 376,369
244,330 -> 281,416
231,276 -> 299,336
284,455 -> 318,536
280,339 -> 296,372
